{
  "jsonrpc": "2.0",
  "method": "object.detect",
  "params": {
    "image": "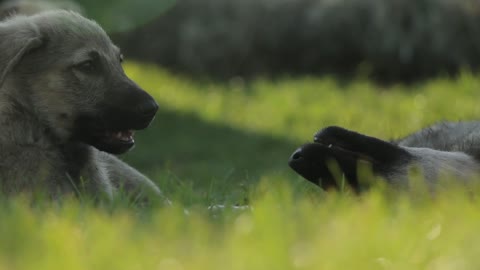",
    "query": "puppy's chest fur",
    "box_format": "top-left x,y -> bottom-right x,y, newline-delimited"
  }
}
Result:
57,143 -> 113,198
0,112 -> 112,197
60,143 -> 94,183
